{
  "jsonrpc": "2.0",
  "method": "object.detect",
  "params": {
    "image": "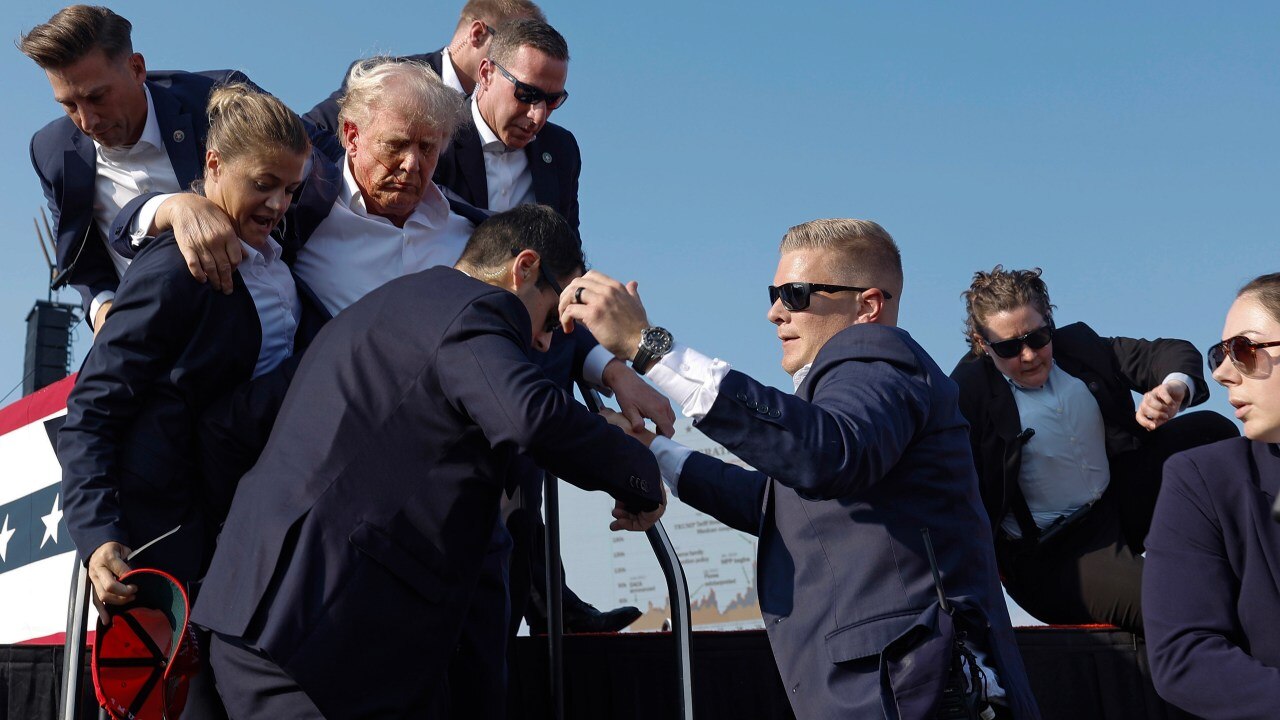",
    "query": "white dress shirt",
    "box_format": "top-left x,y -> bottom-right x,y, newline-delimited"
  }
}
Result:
291,156 -> 475,316
237,236 -> 300,378
91,85 -> 183,320
471,99 -> 536,212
